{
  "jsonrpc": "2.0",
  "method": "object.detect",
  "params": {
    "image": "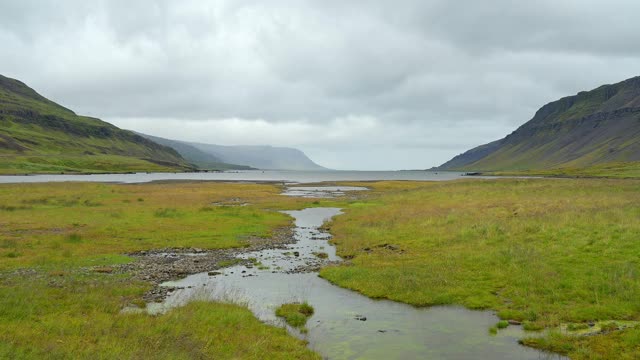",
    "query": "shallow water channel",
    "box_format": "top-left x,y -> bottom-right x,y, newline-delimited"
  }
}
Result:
148,187 -> 562,359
